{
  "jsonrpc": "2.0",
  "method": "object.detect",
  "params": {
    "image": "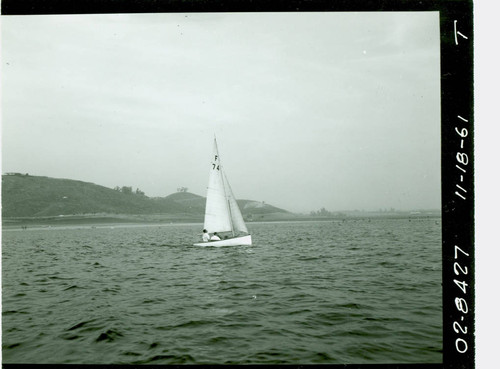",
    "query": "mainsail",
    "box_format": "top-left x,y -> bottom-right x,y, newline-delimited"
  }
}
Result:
203,138 -> 248,236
